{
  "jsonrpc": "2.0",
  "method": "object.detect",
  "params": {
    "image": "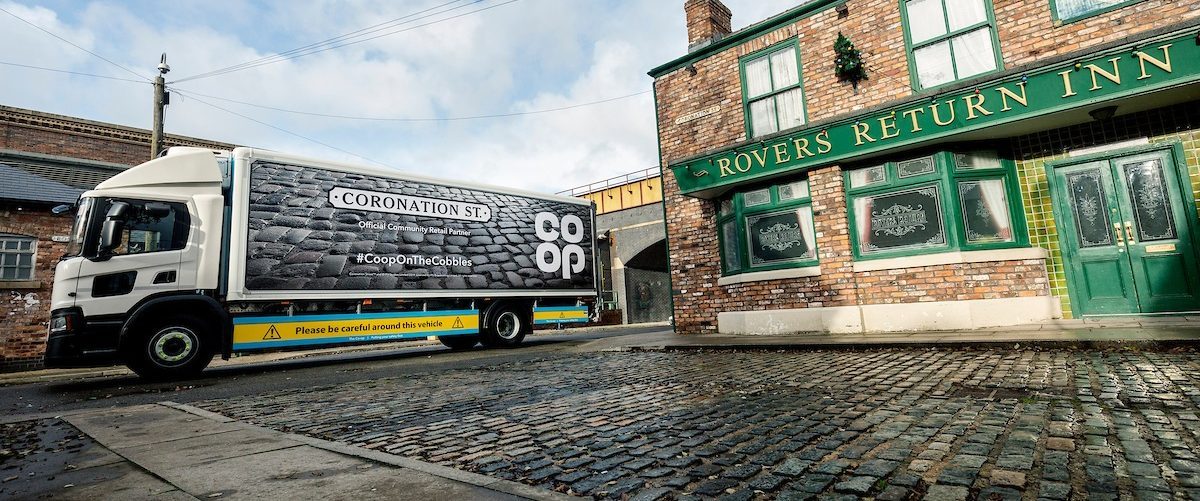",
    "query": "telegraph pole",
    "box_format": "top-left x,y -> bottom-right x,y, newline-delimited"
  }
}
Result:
151,53 -> 170,159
